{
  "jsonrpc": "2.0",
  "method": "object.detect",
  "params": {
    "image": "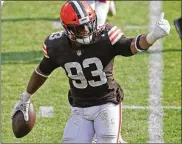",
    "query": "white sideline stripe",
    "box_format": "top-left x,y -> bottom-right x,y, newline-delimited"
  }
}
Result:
52,21 -> 175,30
38,105 -> 181,116
148,1 -> 163,143
122,106 -> 181,110
124,25 -> 175,30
